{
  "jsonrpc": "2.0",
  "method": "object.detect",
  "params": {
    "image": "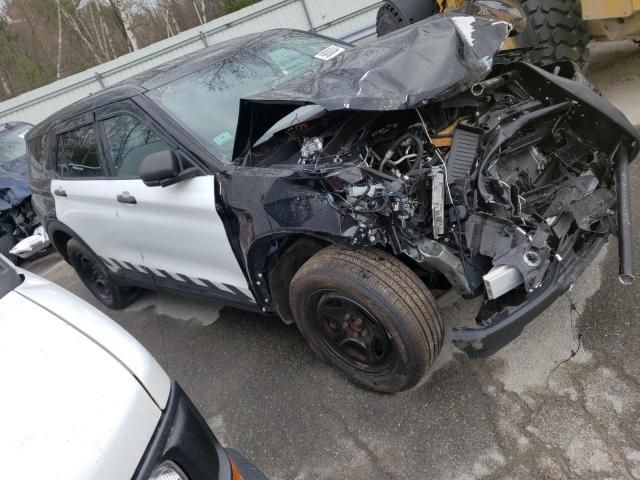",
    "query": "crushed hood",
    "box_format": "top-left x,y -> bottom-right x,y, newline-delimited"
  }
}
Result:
233,1 -> 524,158
0,172 -> 30,212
